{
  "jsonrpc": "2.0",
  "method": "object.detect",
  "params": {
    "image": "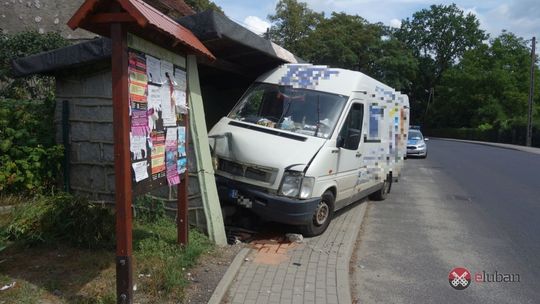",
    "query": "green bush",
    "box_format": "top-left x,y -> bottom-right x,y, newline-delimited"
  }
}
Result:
0,31 -> 70,194
2,193 -> 115,248
0,31 -> 69,99
0,99 -> 64,193
133,195 -> 167,223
